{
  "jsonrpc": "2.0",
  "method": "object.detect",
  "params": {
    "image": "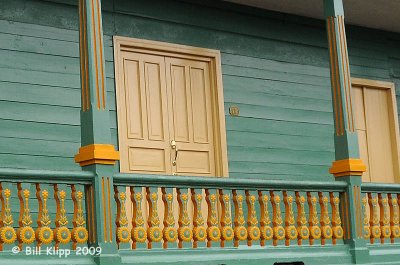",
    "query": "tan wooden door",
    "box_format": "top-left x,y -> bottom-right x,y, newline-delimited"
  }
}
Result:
118,52 -> 215,176
165,57 -> 215,176
353,84 -> 400,183
118,51 -> 172,174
